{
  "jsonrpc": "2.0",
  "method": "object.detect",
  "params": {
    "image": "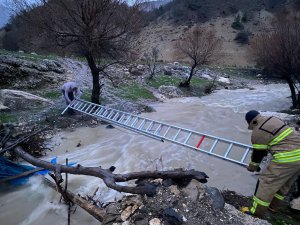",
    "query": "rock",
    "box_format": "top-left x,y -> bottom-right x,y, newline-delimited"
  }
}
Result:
121,205 -> 139,221
163,66 -> 172,76
0,102 -> 10,112
0,89 -> 53,111
137,65 -> 145,70
169,185 -> 181,197
290,196 -> 300,211
149,218 -> 161,225
163,208 -> 184,225
201,73 -> 213,80
106,124 -> 115,129
204,186 -> 225,210
217,77 -> 230,84
0,55 -> 66,89
182,180 -> 205,202
158,85 -> 183,98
